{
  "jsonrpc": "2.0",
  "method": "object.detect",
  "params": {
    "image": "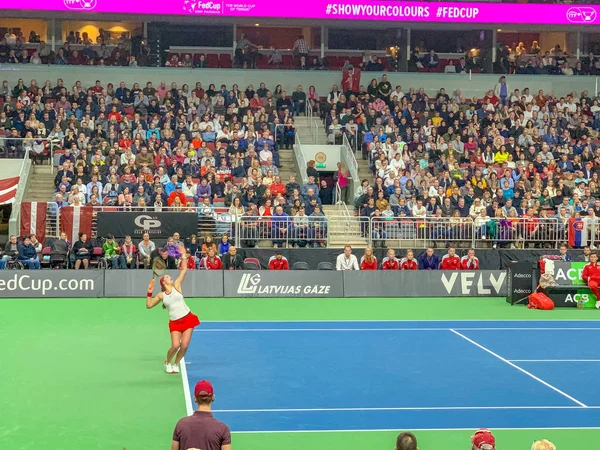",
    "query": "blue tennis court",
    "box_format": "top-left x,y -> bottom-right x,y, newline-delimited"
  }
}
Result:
182,320 -> 600,432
